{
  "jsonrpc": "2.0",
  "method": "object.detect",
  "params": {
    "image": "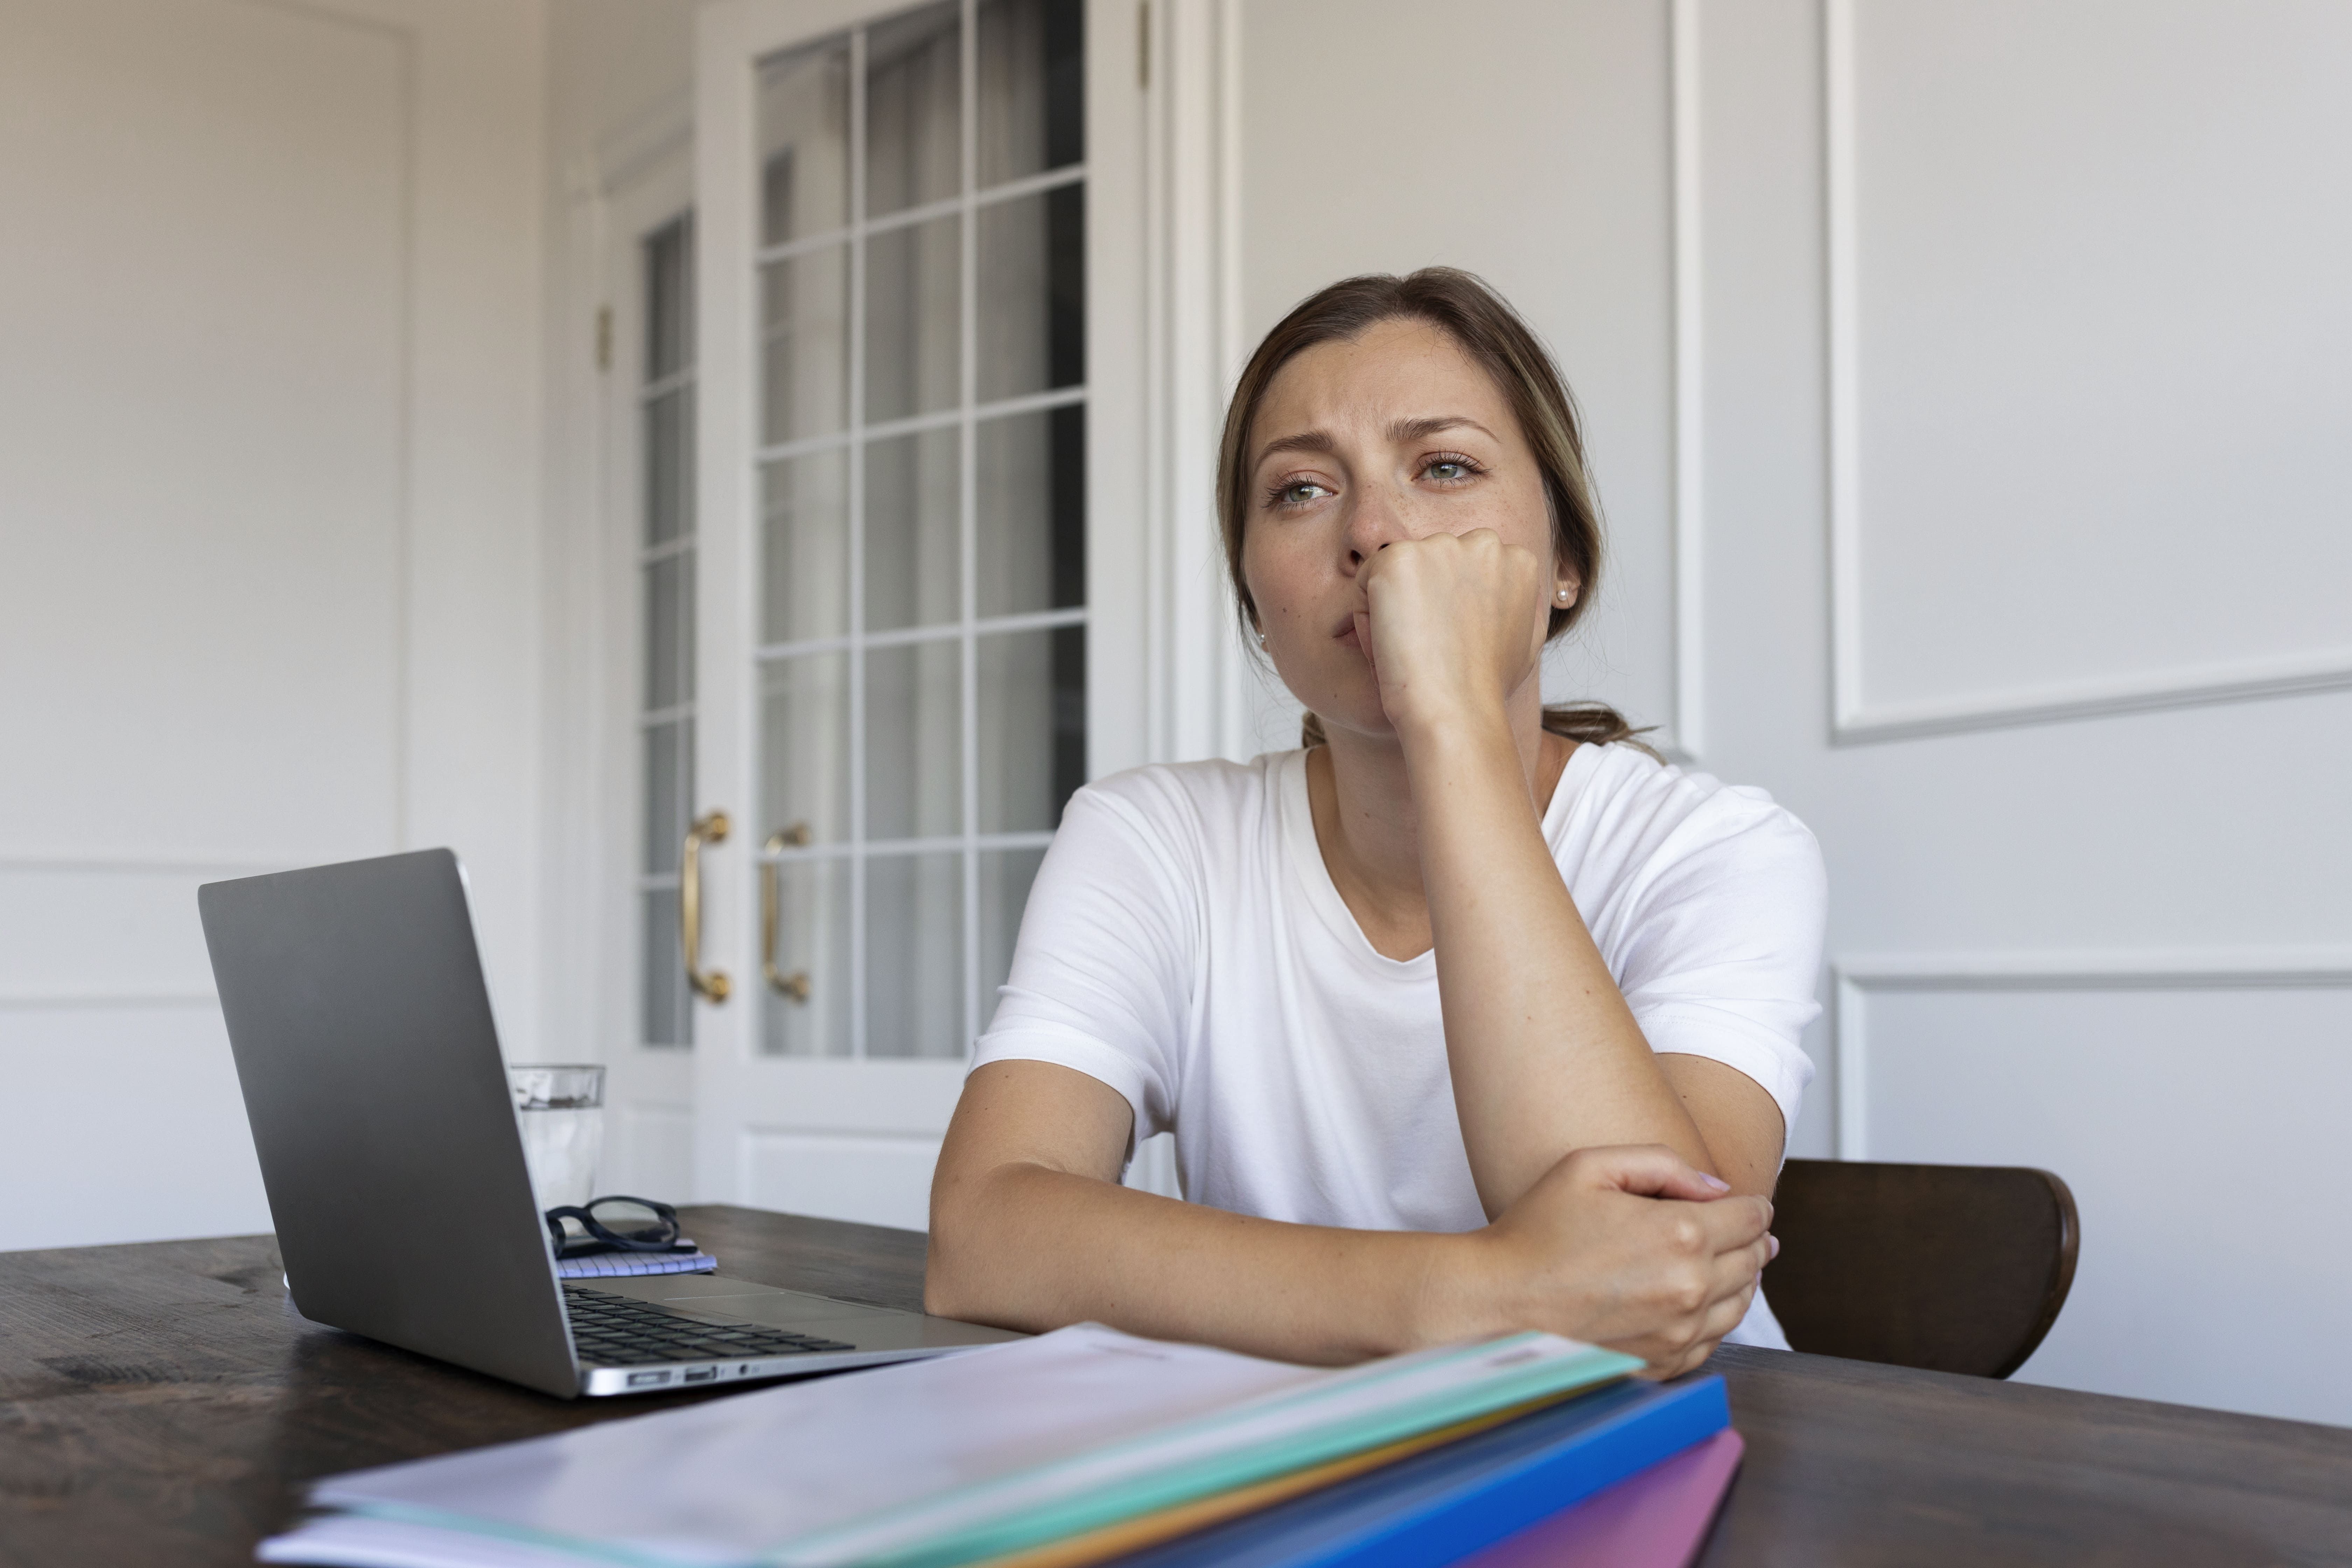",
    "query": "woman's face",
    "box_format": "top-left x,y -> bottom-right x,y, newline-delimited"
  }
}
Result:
1240,316 -> 1567,740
